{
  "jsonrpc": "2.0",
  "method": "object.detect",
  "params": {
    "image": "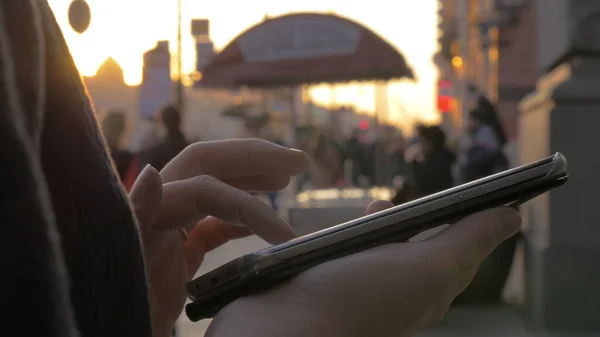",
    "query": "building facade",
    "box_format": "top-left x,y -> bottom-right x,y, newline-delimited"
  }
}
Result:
435,0 -> 537,164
